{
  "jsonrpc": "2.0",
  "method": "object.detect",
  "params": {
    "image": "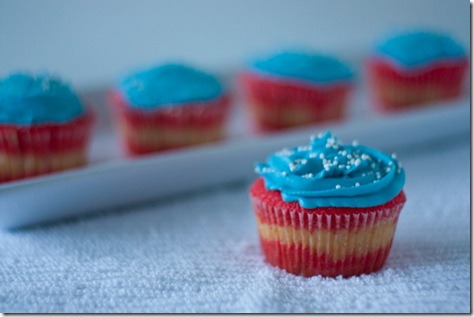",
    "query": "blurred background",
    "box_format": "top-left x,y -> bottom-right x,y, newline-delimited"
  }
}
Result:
0,0 -> 469,90
0,0 -> 470,162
